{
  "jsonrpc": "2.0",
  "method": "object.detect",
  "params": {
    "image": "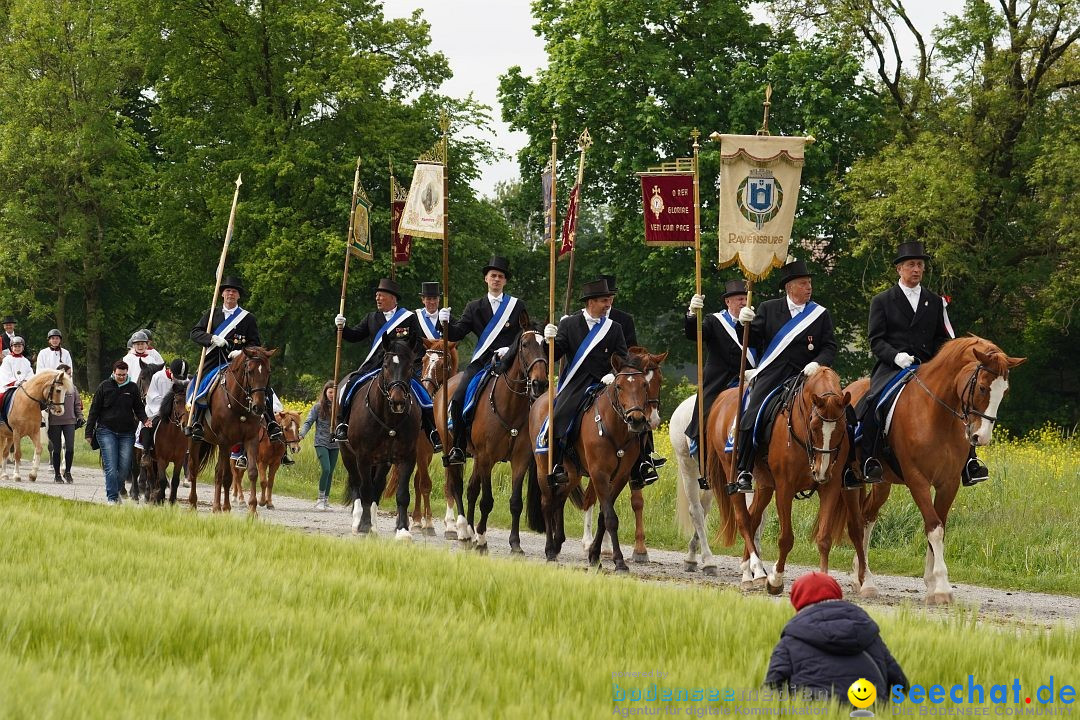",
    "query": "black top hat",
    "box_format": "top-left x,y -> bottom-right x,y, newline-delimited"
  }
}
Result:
778,259 -> 812,289
373,278 -> 402,301
579,278 -> 616,301
219,276 -> 244,295
419,282 -> 441,298
599,274 -> 618,294
1,316 -> 15,325
722,279 -> 749,298
481,255 -> 512,280
892,241 -> 931,265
